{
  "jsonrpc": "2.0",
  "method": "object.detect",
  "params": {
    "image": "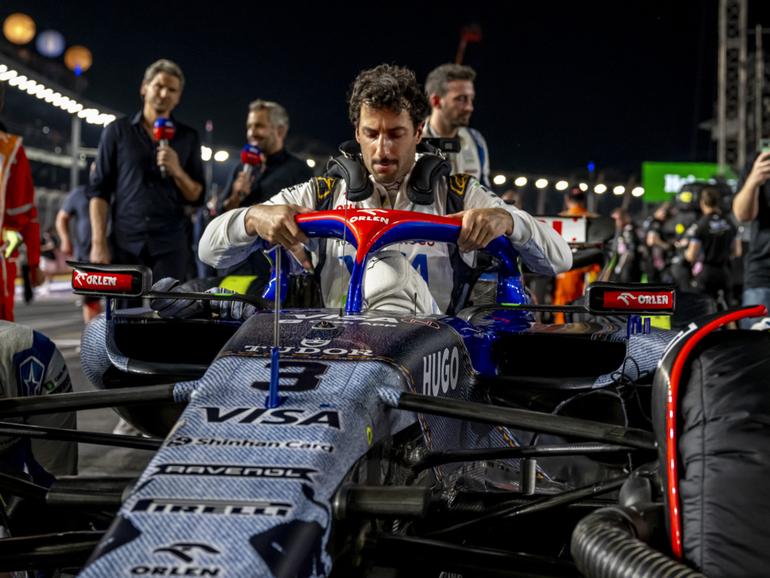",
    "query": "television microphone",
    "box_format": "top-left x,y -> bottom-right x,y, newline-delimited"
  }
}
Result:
241,143 -> 265,176
153,118 -> 176,178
